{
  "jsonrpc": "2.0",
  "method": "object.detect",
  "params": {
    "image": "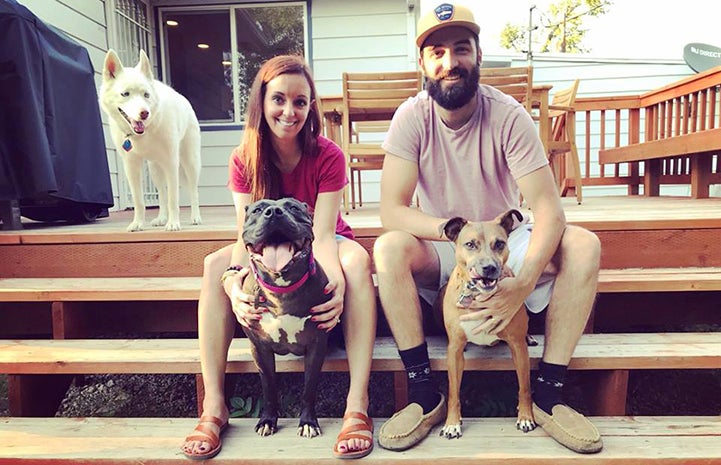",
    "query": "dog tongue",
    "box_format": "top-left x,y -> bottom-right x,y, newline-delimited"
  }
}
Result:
261,242 -> 294,271
133,121 -> 145,134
